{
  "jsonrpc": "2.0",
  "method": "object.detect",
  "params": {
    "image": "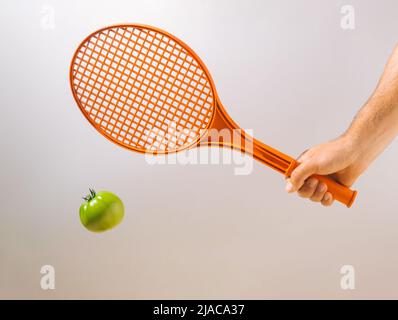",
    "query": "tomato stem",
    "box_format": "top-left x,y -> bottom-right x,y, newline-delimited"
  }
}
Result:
83,188 -> 96,202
